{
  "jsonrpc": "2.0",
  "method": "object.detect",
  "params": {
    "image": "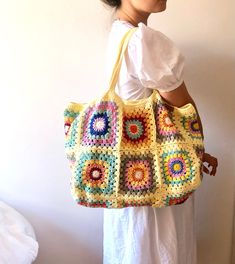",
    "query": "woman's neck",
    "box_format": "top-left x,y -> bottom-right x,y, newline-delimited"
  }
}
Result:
116,5 -> 150,27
